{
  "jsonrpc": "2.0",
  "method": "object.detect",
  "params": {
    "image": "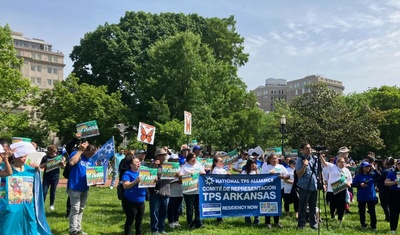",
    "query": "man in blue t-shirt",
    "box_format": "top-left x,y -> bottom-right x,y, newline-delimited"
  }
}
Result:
110,148 -> 125,189
67,142 -> 97,235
